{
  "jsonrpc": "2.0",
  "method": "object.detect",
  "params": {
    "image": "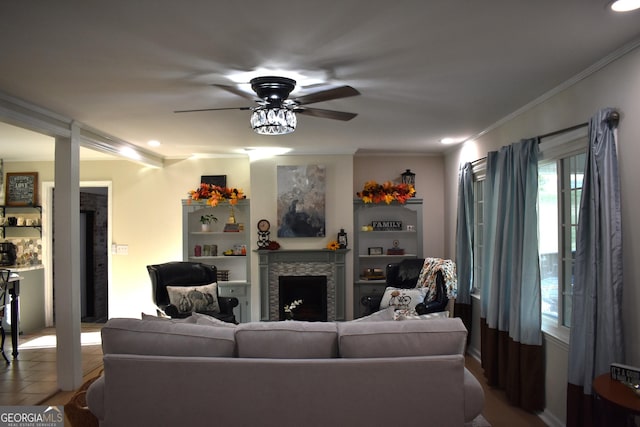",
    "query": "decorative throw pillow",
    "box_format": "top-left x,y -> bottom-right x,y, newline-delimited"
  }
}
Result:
379,287 -> 426,312
166,282 -> 220,314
